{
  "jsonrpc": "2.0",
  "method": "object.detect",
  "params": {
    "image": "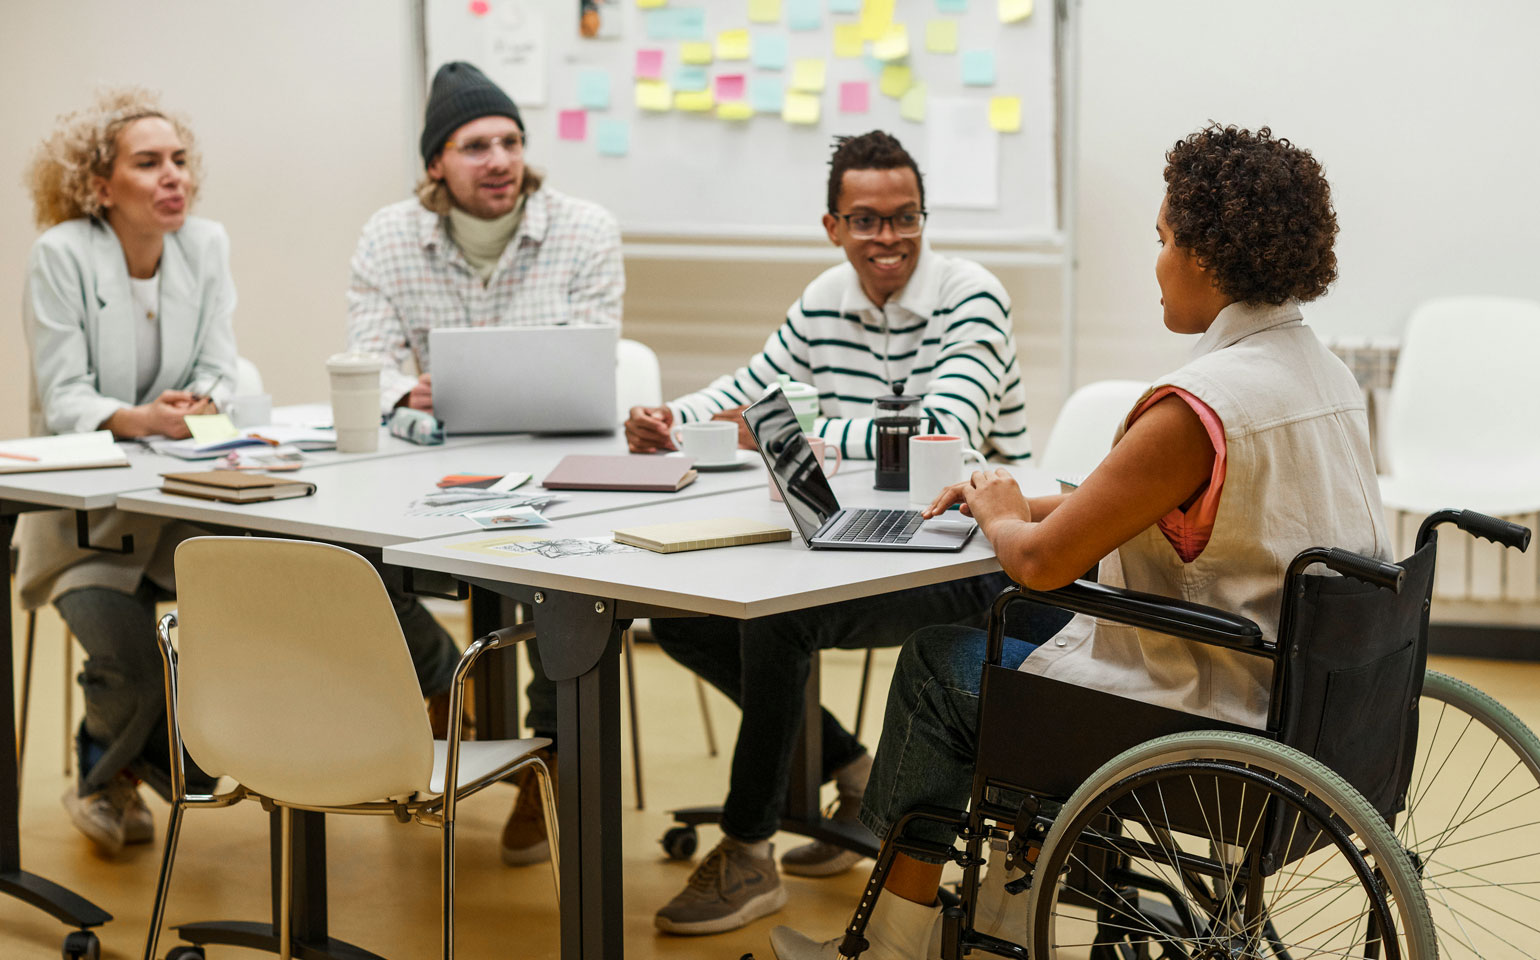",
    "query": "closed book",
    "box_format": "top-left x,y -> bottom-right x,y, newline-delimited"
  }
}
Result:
161,470 -> 317,503
542,455 -> 697,492
612,517 -> 792,554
